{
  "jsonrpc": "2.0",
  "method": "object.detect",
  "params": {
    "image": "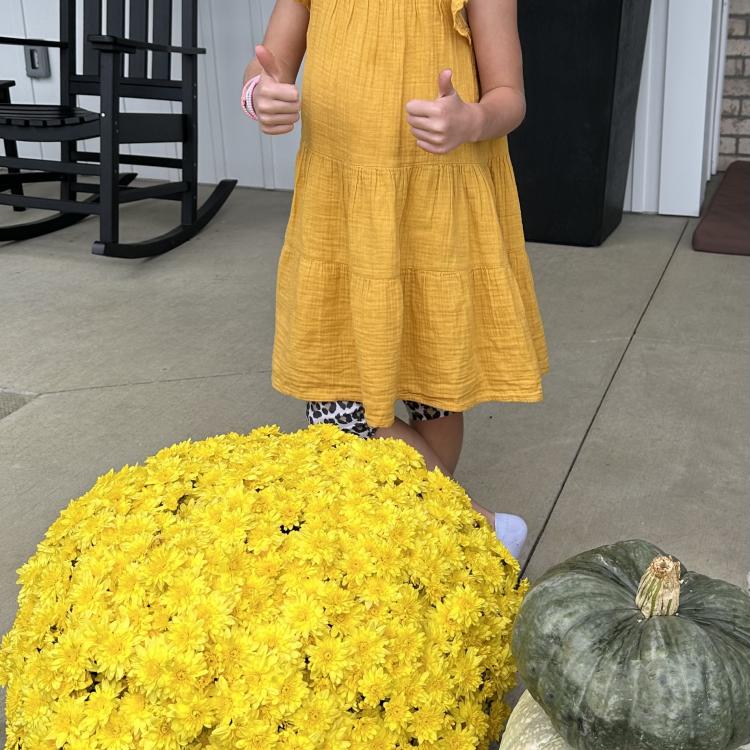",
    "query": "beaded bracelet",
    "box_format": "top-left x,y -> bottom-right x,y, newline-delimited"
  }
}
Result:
240,74 -> 262,121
